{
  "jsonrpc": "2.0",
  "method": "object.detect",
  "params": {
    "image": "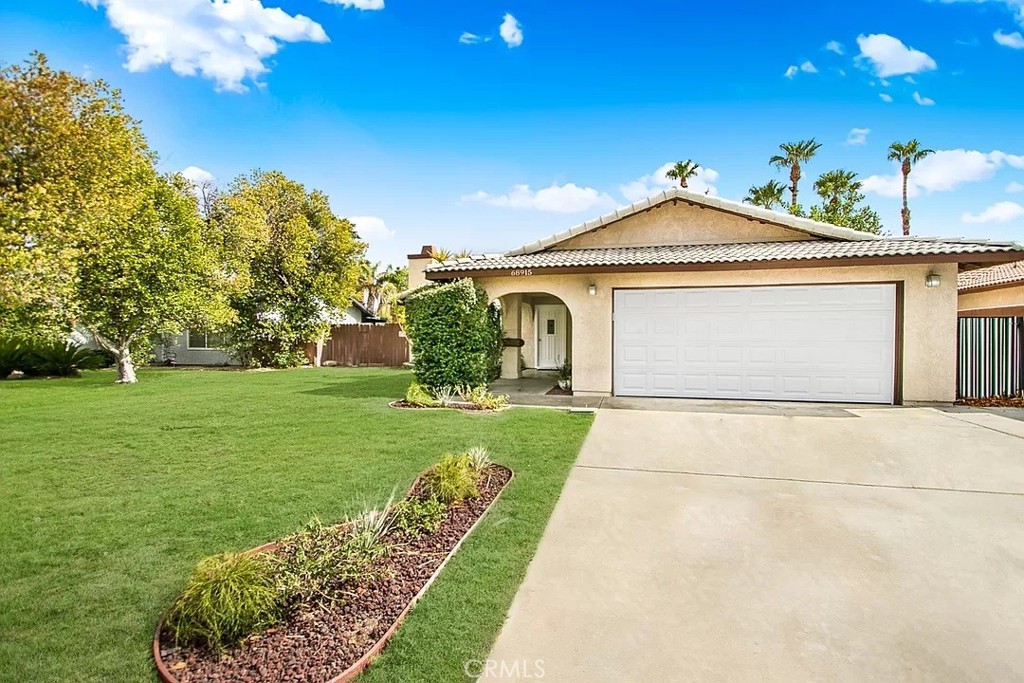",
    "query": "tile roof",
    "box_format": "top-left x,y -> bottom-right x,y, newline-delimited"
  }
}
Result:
426,239 -> 1024,273
505,188 -> 880,256
957,259 -> 1024,291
